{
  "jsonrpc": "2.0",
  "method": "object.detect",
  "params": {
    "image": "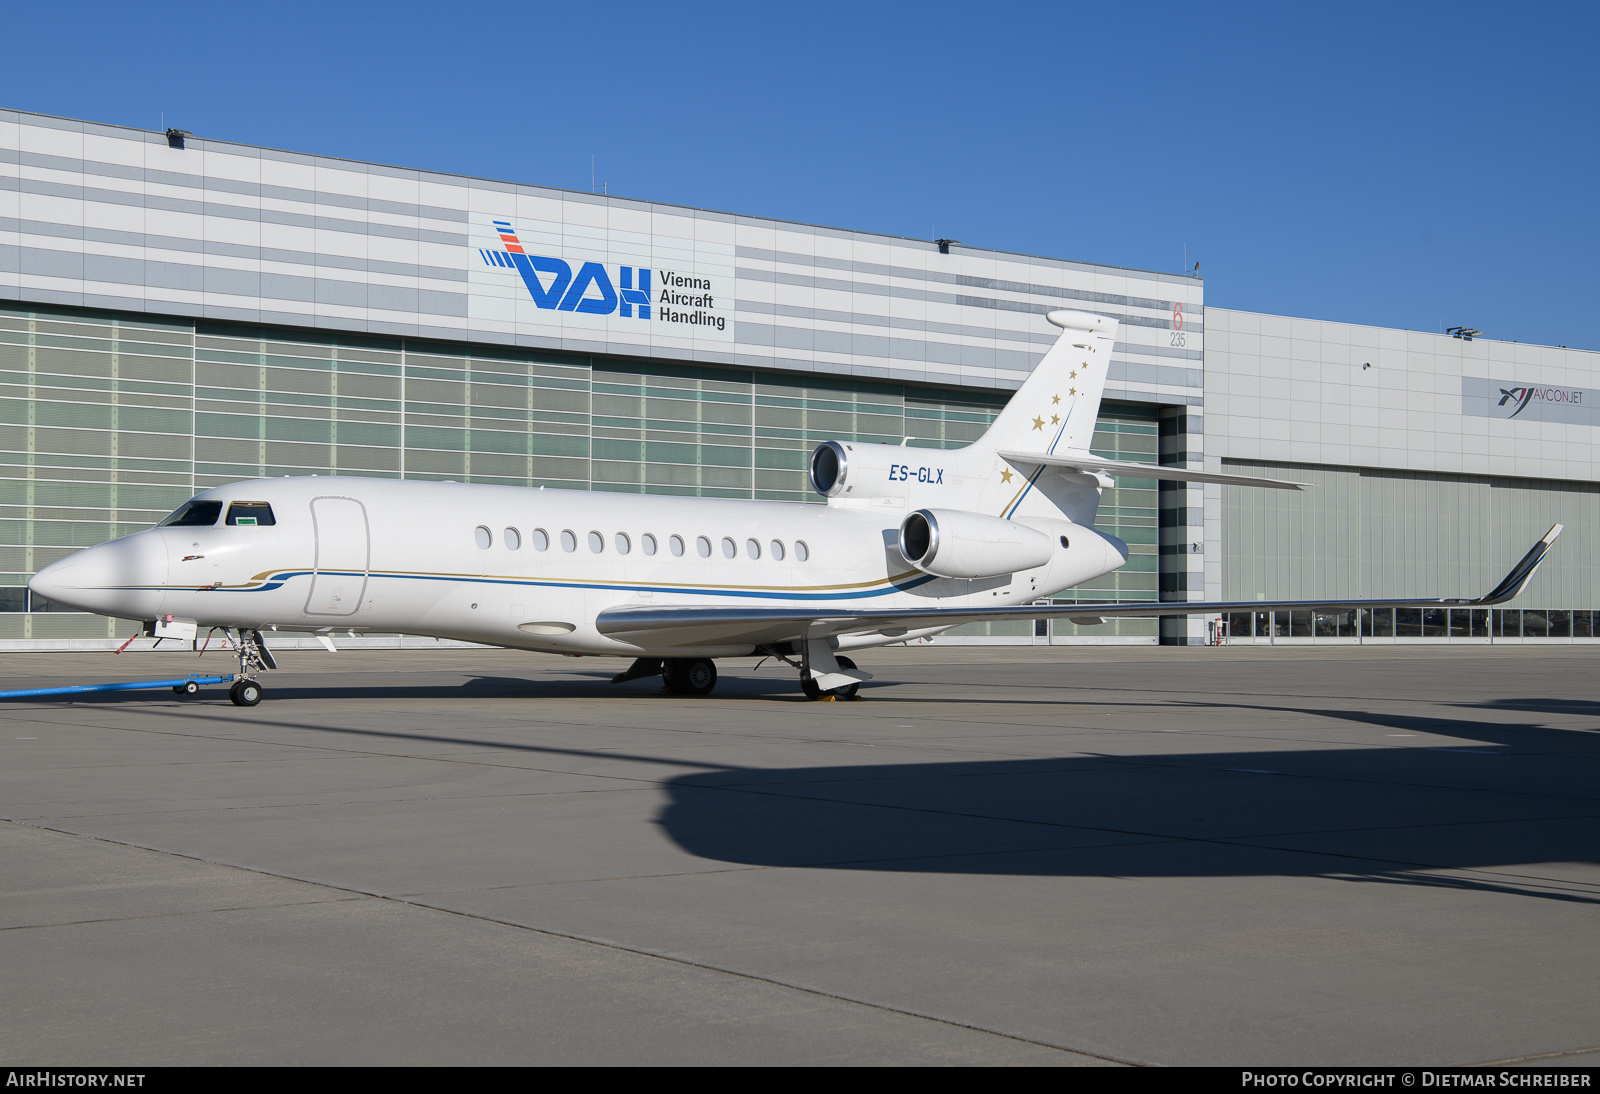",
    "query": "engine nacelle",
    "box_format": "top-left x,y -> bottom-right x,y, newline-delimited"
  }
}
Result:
809,440 -> 964,503
898,508 -> 1055,579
